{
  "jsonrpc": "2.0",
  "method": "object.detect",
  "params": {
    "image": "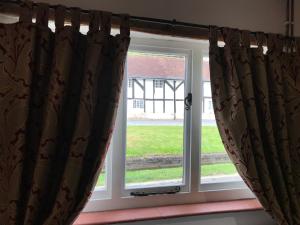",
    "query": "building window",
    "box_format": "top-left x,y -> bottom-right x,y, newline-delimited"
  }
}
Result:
133,99 -> 144,109
203,98 -> 214,114
86,35 -> 252,213
128,79 -> 133,88
154,79 -> 164,88
207,99 -> 213,111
